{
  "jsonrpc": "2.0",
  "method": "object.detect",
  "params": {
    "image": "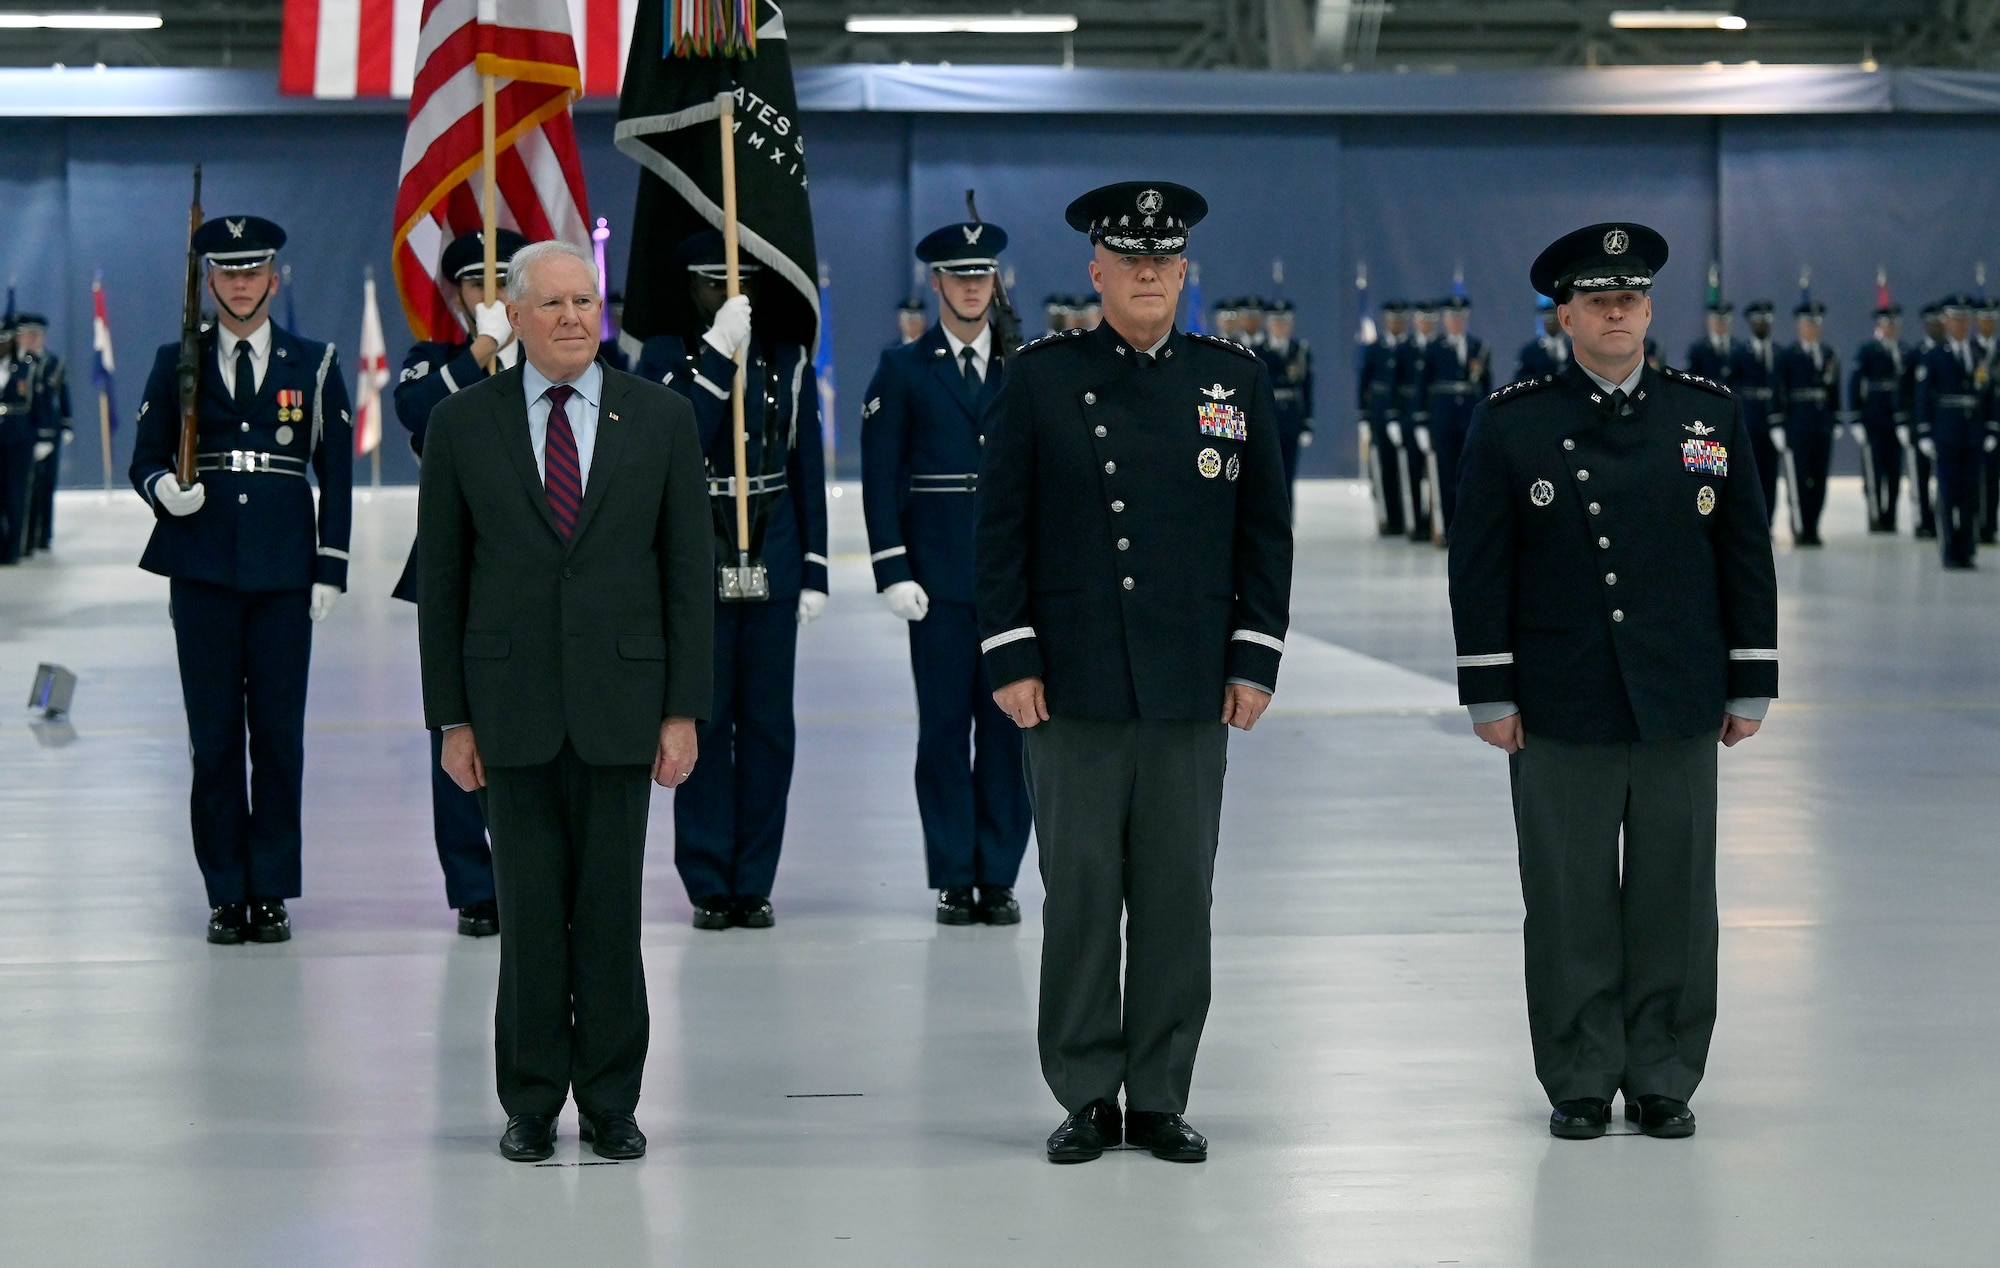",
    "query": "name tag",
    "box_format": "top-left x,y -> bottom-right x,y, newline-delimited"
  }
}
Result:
1198,402 -> 1247,441
1682,438 -> 1728,477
